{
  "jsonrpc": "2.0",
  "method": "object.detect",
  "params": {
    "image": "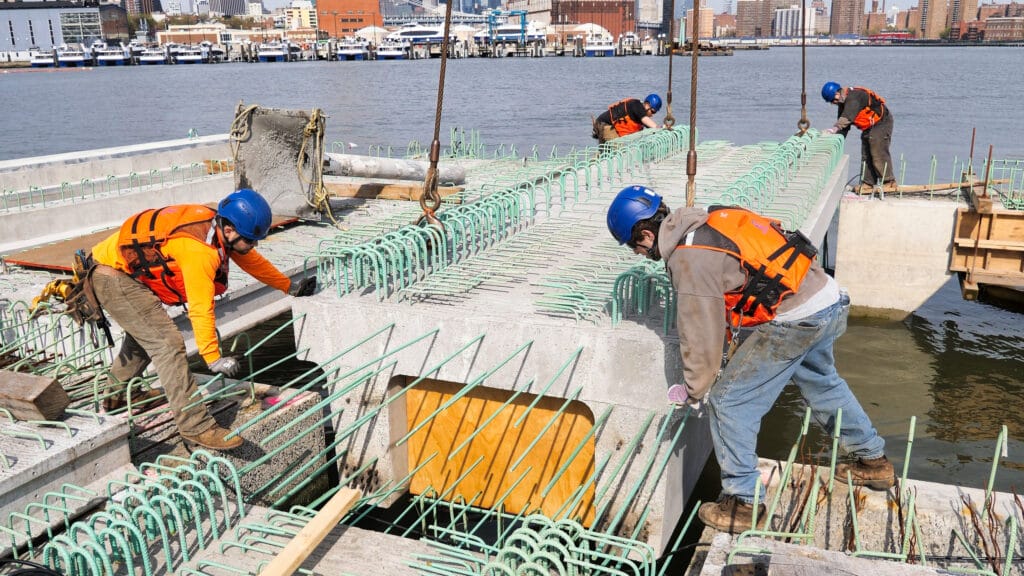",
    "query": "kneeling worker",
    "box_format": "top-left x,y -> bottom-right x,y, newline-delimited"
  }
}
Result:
90,188 -> 315,450
593,94 -> 662,145
606,186 -> 895,533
